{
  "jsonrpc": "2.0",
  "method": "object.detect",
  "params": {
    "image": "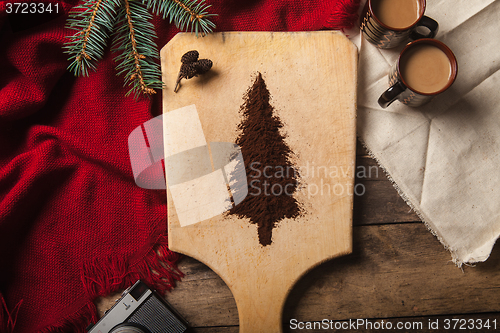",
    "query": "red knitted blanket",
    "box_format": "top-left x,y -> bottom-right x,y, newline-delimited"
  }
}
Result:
0,0 -> 360,331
